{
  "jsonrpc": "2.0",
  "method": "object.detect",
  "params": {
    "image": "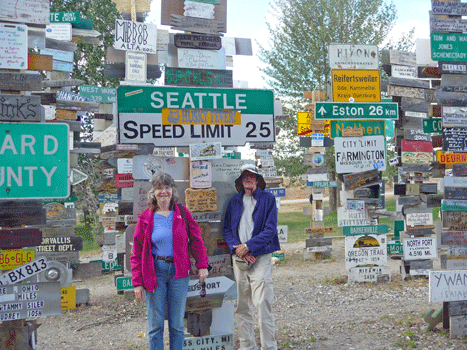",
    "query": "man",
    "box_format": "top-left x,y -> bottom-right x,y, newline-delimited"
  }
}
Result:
223,163 -> 280,350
